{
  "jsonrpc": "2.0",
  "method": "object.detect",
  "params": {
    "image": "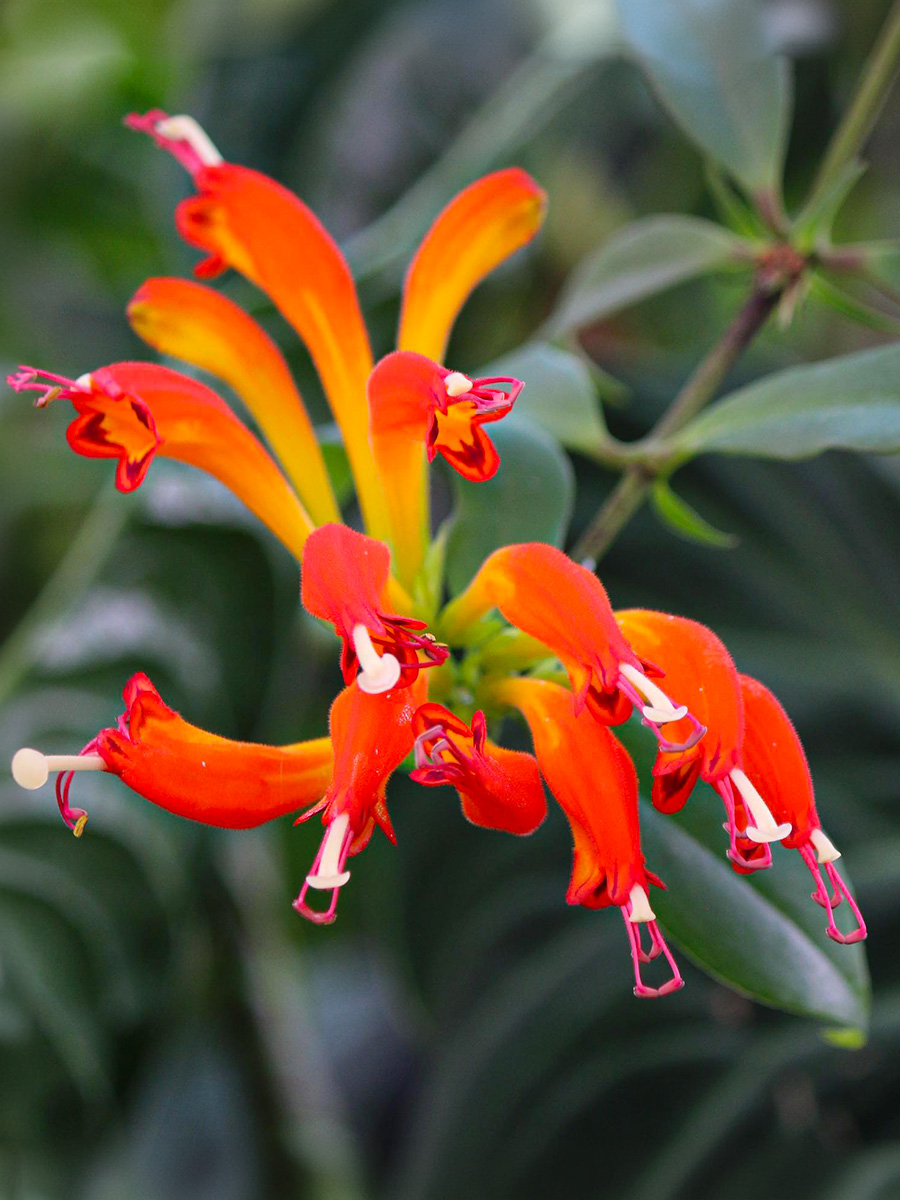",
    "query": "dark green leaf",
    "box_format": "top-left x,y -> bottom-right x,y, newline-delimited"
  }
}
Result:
444,417 -> 574,594
615,0 -> 792,196
548,216 -> 748,335
809,273 -> 900,335
651,479 -> 738,548
641,798 -> 870,1032
672,342 -> 900,460
483,342 -> 609,454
